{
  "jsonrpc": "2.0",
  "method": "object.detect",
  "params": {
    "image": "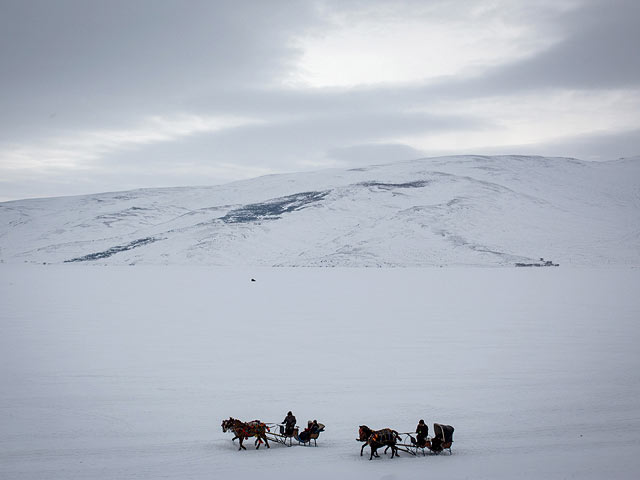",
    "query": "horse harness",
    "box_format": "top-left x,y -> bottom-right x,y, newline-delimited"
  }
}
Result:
234,420 -> 269,444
